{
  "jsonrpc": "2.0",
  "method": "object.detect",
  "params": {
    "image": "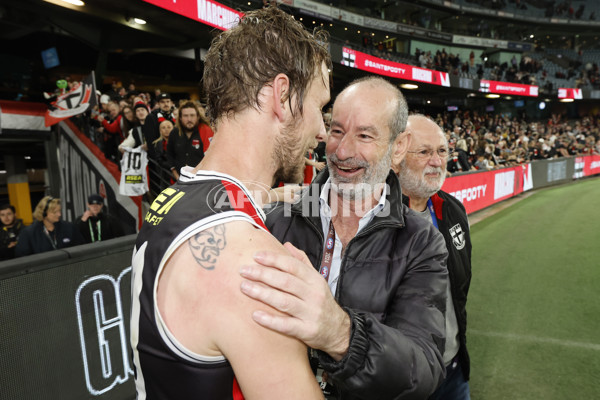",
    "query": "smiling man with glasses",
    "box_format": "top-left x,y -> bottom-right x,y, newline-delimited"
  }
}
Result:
395,114 -> 473,400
